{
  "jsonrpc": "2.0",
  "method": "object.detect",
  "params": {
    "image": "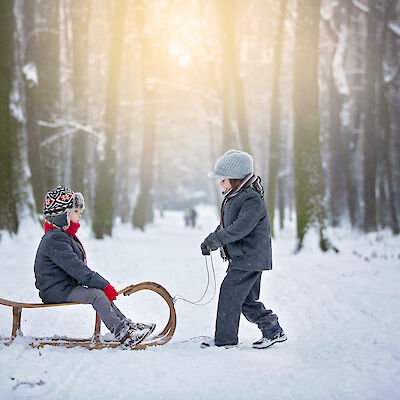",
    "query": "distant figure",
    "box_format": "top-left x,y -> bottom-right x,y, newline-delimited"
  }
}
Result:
184,207 -> 197,228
